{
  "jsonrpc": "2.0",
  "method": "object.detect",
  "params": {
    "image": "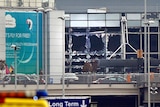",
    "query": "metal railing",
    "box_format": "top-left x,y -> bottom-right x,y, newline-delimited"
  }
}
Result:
0,73 -> 160,87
